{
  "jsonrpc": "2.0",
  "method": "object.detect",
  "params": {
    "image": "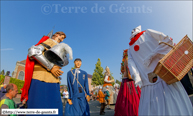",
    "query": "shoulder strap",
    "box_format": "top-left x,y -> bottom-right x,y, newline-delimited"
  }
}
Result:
40,43 -> 51,49
71,69 -> 87,96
